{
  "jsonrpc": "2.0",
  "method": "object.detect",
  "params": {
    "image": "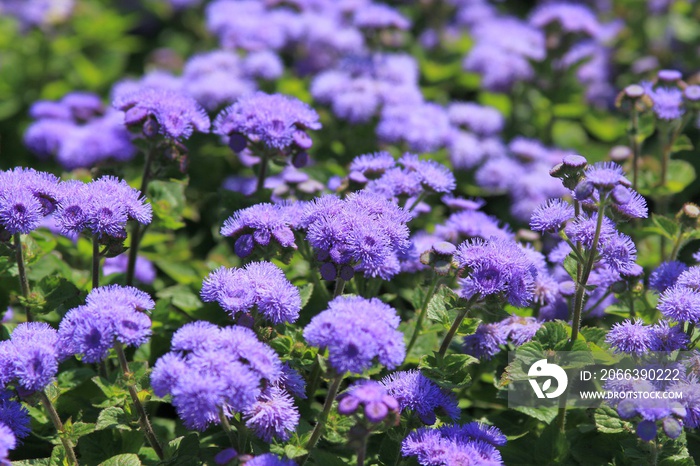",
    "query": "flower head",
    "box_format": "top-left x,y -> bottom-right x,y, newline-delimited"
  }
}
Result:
244,386 -> 300,442
650,261 -> 687,294
337,380 -> 399,423
658,285 -> 700,323
606,319 -> 652,355
530,198 -> 574,233
381,370 -> 459,425
220,203 -> 297,258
